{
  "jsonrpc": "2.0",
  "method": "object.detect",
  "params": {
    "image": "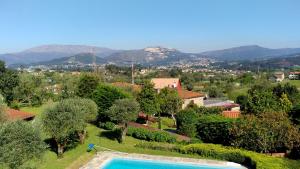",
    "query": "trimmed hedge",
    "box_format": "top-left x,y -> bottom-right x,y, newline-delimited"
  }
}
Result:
136,142 -> 300,169
127,127 -> 176,143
